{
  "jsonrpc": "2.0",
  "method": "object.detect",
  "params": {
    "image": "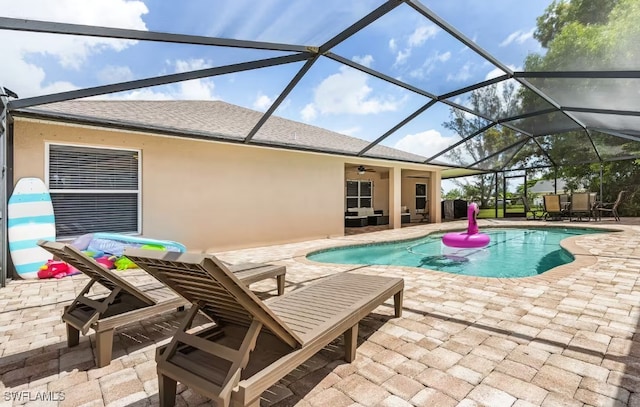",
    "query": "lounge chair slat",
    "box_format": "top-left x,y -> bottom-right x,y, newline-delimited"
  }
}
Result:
269,314 -> 319,330
266,307 -> 327,323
